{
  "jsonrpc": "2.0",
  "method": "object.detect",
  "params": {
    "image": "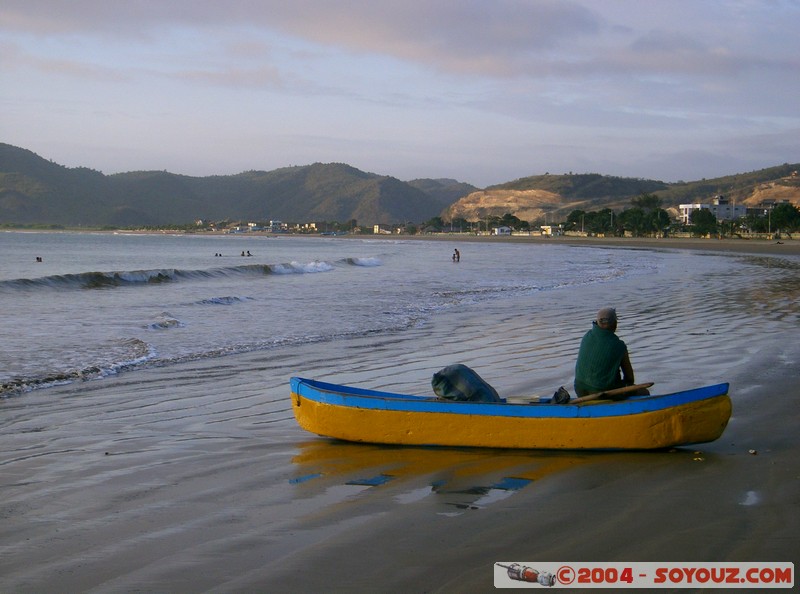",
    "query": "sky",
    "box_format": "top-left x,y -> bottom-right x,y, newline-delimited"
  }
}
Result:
1,1 -> 799,188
